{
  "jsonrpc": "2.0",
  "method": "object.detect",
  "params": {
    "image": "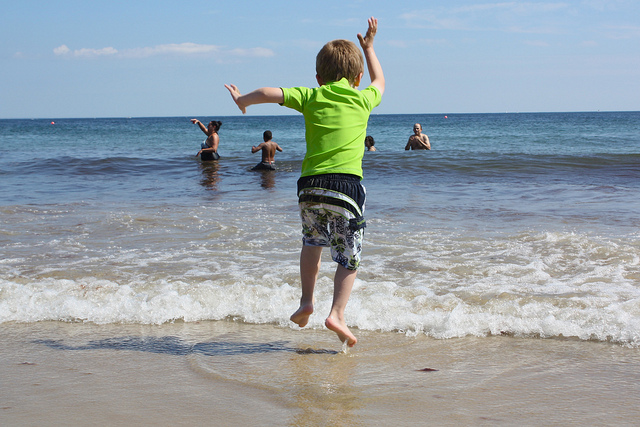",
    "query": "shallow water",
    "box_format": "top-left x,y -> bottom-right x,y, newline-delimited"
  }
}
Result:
1,112 -> 640,347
